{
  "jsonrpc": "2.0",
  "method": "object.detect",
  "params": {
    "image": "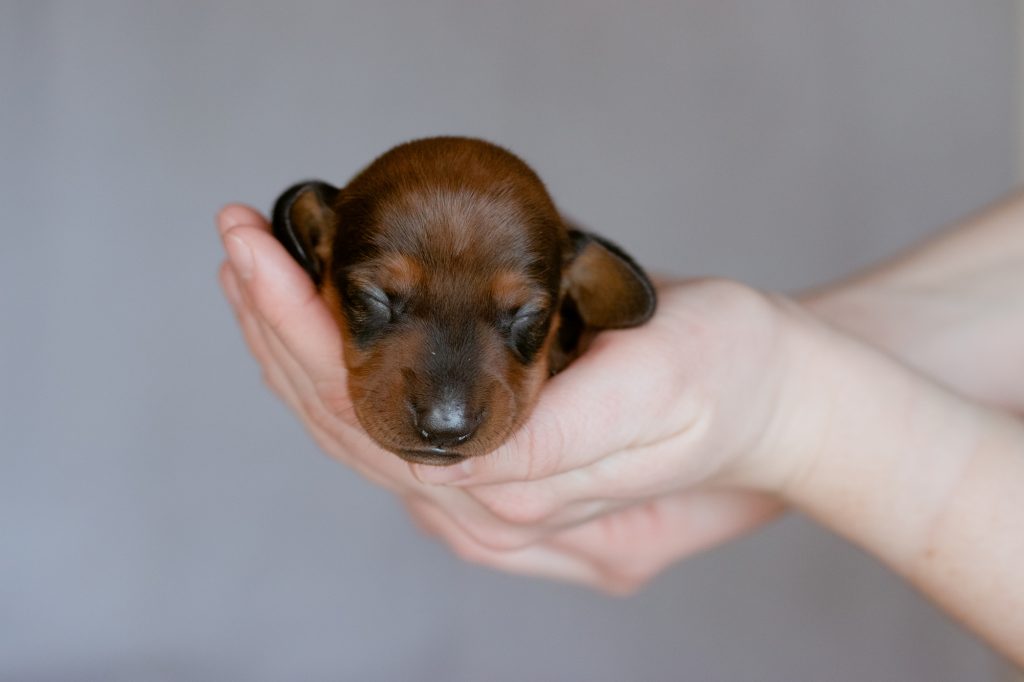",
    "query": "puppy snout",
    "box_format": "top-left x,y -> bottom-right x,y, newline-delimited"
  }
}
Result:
415,398 -> 481,447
